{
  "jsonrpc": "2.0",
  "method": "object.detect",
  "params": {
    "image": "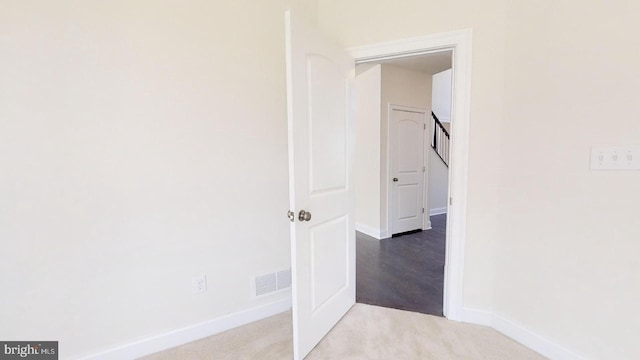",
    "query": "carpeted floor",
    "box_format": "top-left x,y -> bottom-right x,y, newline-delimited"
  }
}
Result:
140,303 -> 546,359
